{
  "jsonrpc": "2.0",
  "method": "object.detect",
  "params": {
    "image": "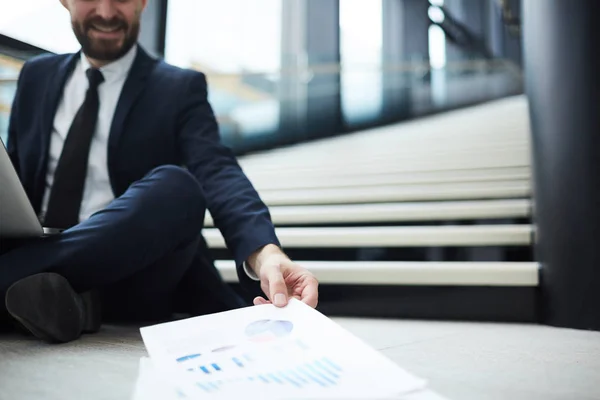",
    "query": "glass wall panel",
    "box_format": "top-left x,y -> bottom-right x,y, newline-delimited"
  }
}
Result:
165,0 -> 283,147
429,0 -> 448,106
0,54 -> 22,144
0,0 -> 79,54
339,0 -> 383,127
1,0 -> 522,156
